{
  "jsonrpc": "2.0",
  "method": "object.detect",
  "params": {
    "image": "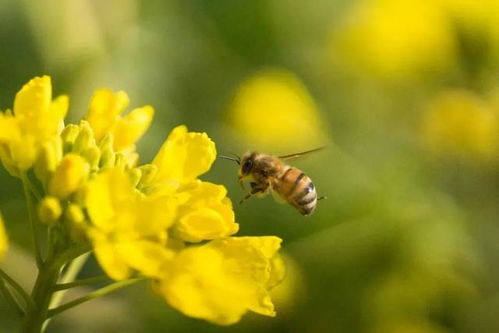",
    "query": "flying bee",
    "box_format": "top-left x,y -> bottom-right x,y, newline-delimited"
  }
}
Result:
219,148 -> 325,216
